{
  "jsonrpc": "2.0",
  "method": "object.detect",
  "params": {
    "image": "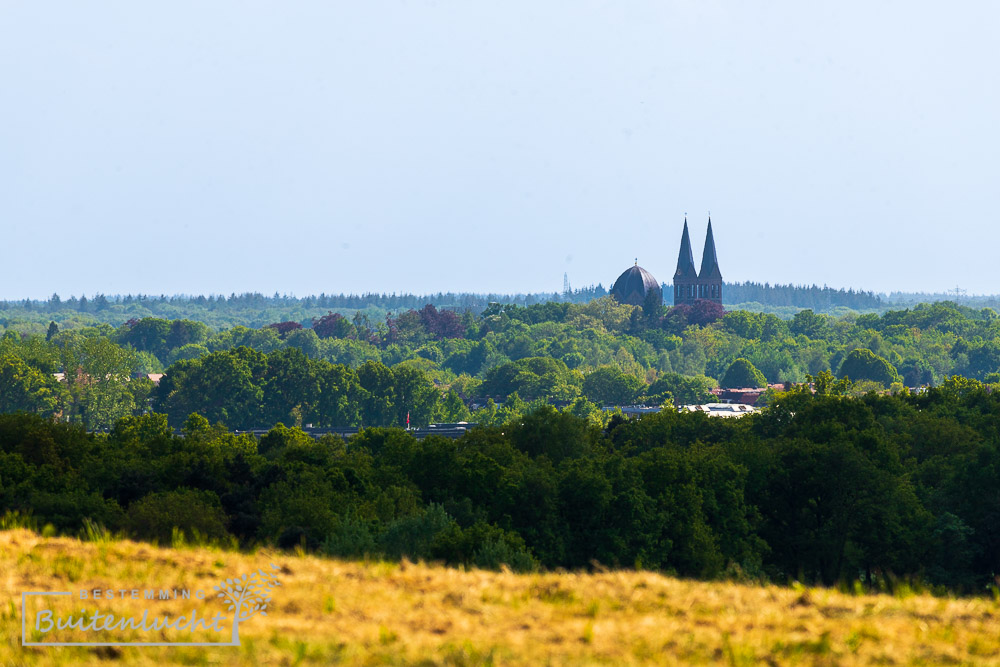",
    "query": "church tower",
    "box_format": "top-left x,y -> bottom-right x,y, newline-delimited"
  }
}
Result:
672,217 -> 699,305
698,217 -> 723,303
673,217 -> 723,306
